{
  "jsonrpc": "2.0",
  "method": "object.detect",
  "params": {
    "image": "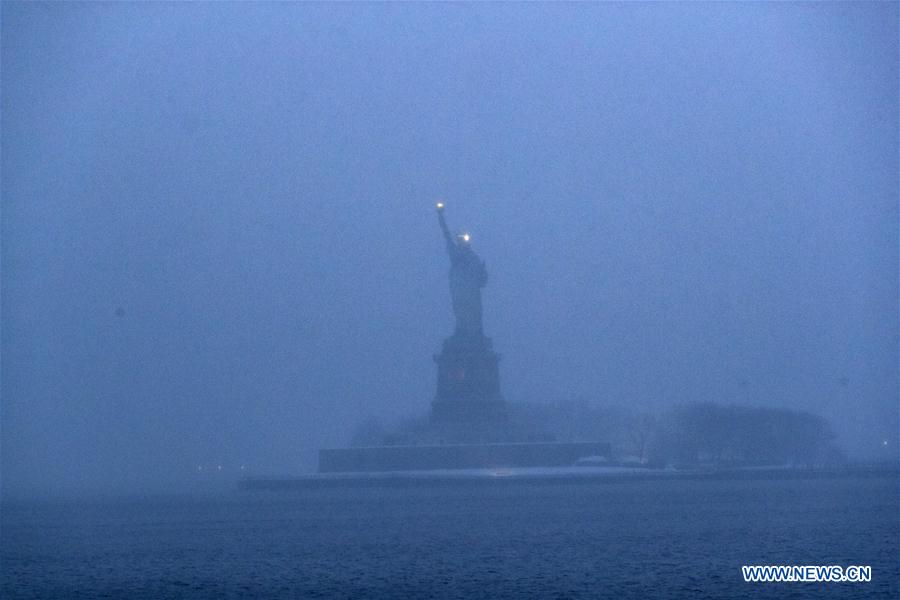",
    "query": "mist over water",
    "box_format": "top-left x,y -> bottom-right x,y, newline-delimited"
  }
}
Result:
2,3 -> 897,497
4,477 -> 899,599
